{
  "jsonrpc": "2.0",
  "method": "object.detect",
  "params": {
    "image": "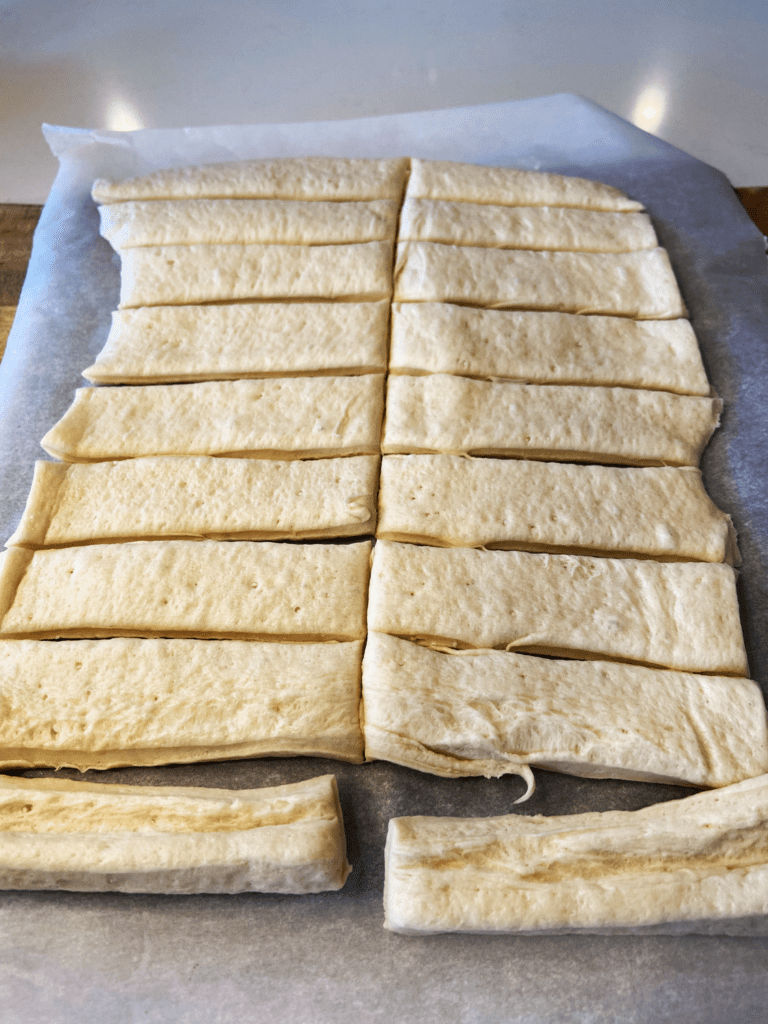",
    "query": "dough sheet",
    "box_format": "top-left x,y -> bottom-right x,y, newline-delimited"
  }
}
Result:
83,301 -> 390,383
119,240 -> 394,307
0,539 -> 371,640
367,541 -> 748,675
41,376 -> 385,463
376,456 -> 738,563
388,303 -> 710,395
92,156 -> 410,203
0,638 -> 364,768
382,375 -> 720,467
405,158 -> 645,211
362,633 -> 767,788
99,198 -> 399,249
393,242 -> 687,318
398,199 -> 657,251
7,456 -> 379,547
